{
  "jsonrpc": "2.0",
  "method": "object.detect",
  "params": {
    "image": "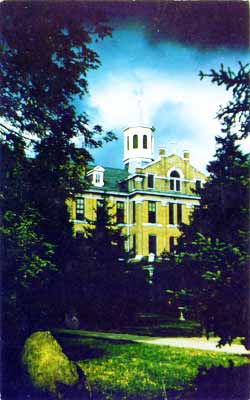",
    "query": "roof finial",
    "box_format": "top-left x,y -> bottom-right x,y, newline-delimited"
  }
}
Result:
134,87 -> 143,125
